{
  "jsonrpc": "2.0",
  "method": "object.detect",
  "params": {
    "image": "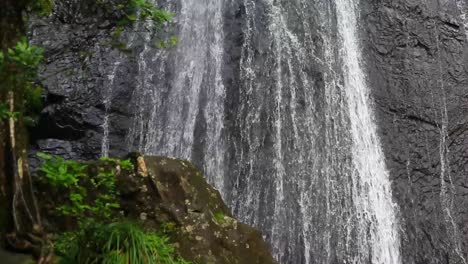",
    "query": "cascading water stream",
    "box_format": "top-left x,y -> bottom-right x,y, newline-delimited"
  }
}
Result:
126,0 -> 227,192
335,0 -> 401,263
119,0 -> 402,263
100,59 -> 121,158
